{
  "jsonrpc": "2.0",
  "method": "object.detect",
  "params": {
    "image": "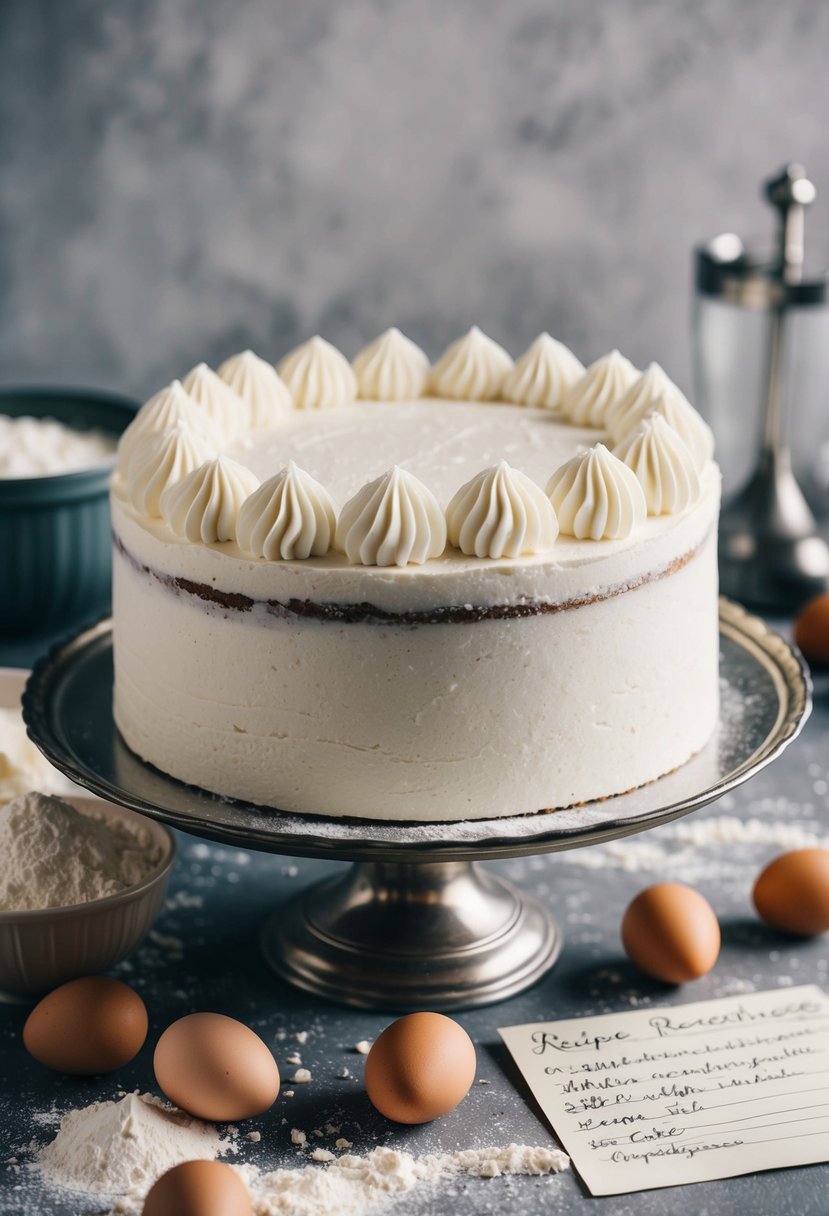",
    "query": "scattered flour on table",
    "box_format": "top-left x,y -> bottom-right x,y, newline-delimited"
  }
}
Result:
39,1092 -> 232,1202
34,1093 -> 568,1216
0,706 -> 78,805
0,791 -> 162,911
238,1144 -> 569,1216
558,814 -> 829,875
